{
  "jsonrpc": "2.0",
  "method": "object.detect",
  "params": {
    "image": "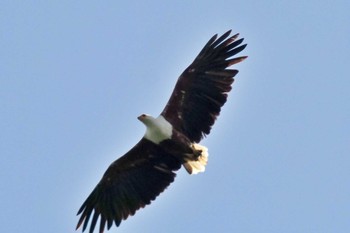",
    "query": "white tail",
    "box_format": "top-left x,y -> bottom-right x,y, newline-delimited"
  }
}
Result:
183,143 -> 208,175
